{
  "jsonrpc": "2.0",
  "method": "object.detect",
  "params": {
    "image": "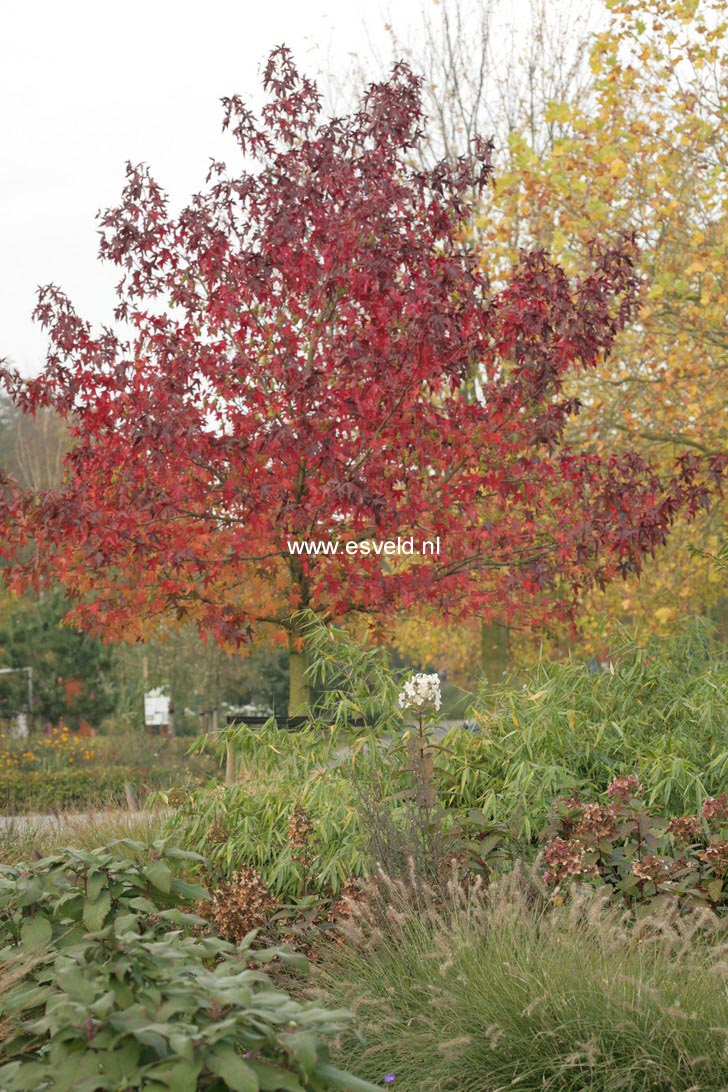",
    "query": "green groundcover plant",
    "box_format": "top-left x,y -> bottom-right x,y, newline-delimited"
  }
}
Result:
0,841 -> 380,1091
